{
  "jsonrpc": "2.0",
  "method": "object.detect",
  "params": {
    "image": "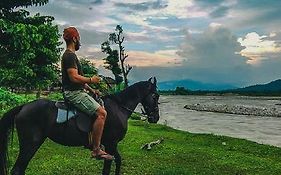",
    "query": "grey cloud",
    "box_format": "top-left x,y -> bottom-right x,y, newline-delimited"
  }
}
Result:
76,27 -> 109,45
179,27 -> 256,85
177,26 -> 247,68
236,0 -> 281,9
91,0 -> 104,5
196,0 -> 224,7
245,57 -> 281,86
61,0 -> 104,5
114,0 -> 168,11
195,0 -> 229,18
210,6 -> 229,18
129,26 -> 281,86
